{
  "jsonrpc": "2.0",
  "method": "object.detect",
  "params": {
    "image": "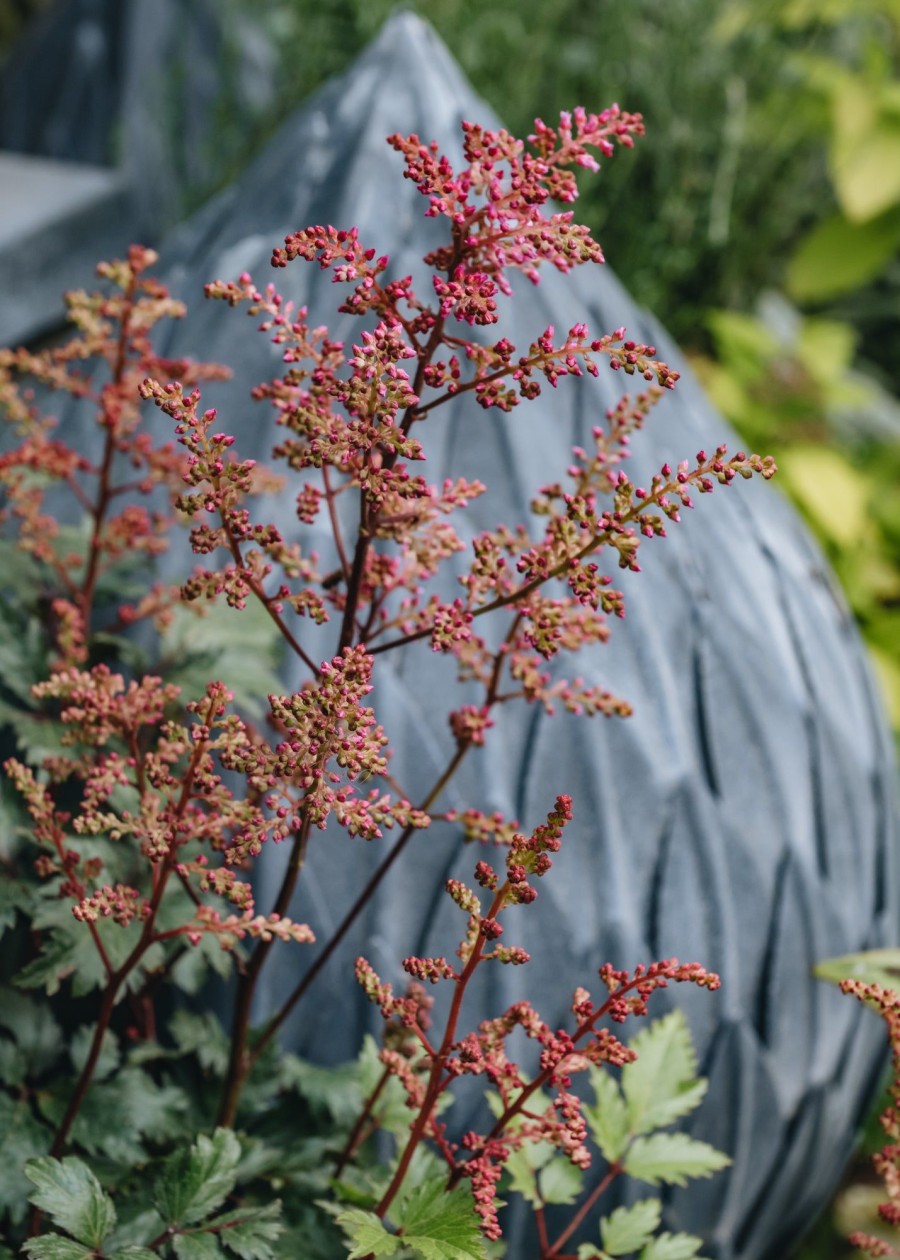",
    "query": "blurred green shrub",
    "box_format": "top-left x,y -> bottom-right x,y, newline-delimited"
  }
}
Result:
692,297 -> 900,734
